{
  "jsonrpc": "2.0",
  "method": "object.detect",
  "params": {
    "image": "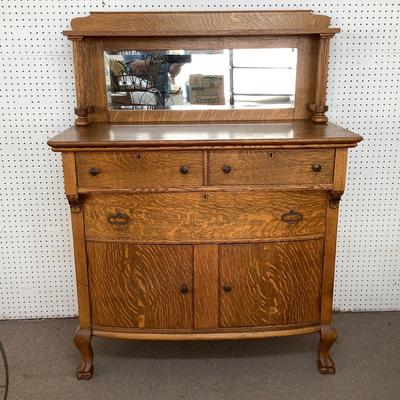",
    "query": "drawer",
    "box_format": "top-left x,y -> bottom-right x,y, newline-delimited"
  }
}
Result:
84,191 -> 327,242
76,151 -> 203,189
208,149 -> 335,186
